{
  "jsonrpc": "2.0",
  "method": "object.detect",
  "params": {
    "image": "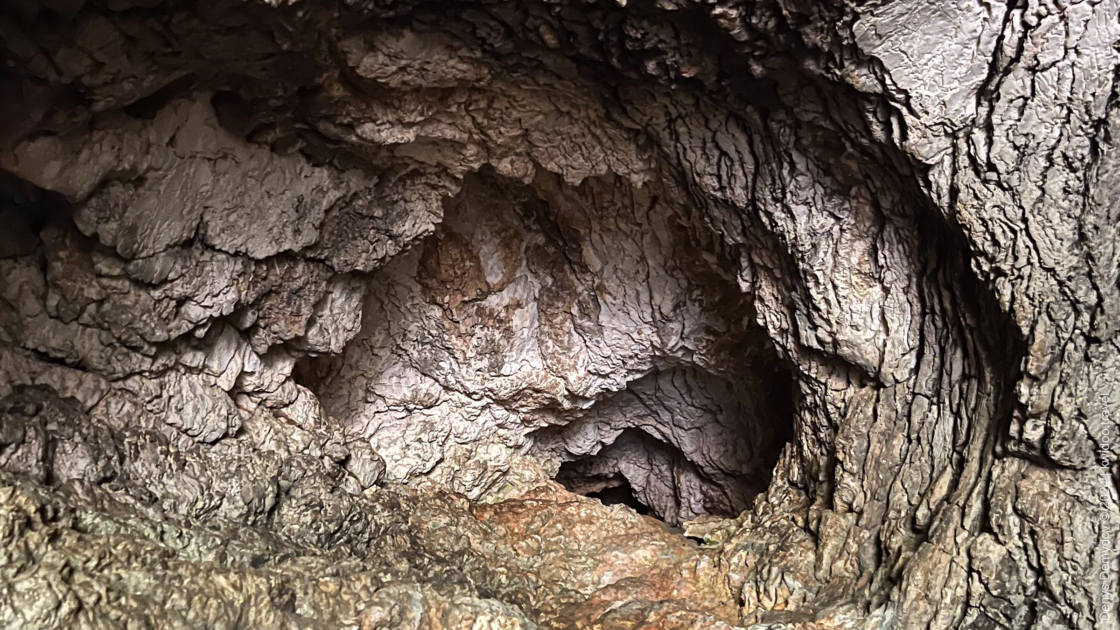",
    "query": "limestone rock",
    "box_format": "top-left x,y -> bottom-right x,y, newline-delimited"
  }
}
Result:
1,0 -> 1118,629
